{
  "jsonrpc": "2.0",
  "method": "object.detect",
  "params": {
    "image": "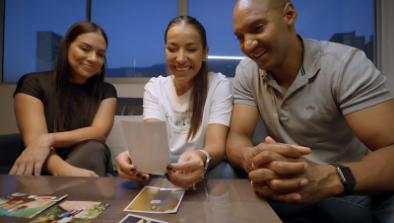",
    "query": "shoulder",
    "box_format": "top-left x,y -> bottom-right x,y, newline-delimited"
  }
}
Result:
103,82 -> 116,91
102,82 -> 117,99
316,39 -> 365,64
145,75 -> 172,90
18,71 -> 54,85
208,72 -> 228,83
15,71 -> 55,98
234,58 -> 261,82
